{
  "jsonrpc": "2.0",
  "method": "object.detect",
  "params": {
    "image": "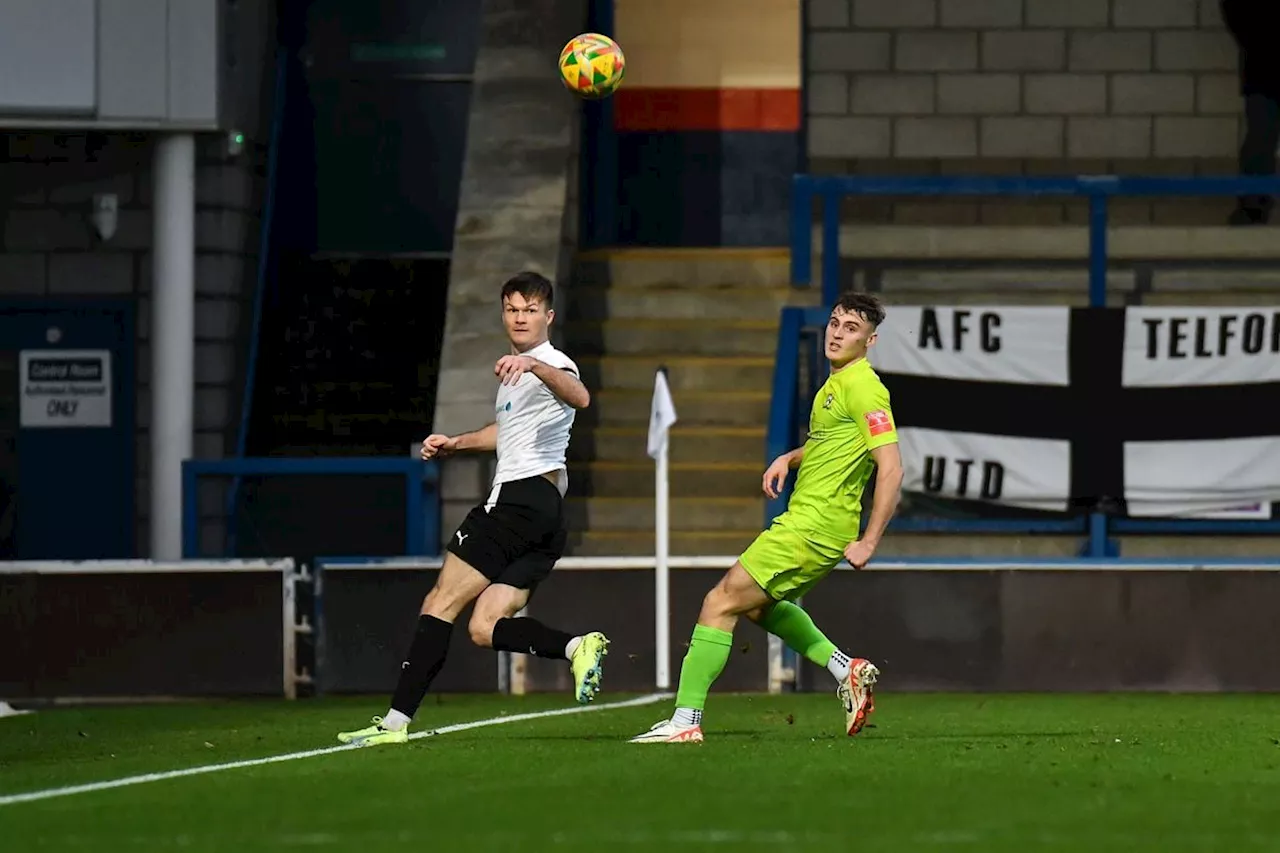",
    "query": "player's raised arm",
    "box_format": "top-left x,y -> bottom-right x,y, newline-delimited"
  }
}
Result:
493,354 -> 591,409
452,421 -> 499,452
528,359 -> 591,409
420,422 -> 498,459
